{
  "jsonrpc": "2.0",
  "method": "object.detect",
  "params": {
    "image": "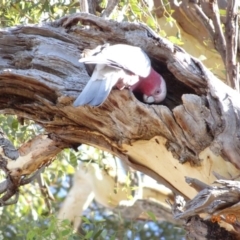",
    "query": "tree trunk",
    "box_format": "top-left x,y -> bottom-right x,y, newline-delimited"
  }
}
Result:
1,13 -> 240,238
